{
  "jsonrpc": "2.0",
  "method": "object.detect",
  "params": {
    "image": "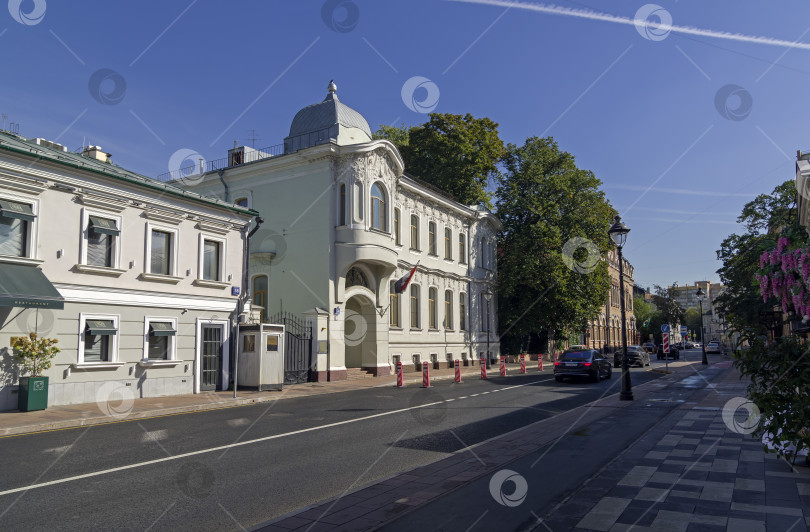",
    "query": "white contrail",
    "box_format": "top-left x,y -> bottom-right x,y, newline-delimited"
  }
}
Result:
448,0 -> 810,51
